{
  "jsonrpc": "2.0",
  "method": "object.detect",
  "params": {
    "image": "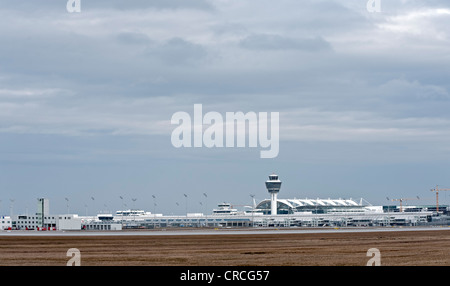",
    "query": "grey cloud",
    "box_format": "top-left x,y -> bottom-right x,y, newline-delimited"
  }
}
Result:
378,78 -> 450,101
212,22 -> 248,36
239,33 -> 332,52
116,32 -> 152,45
0,0 -> 449,139
146,37 -> 208,65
